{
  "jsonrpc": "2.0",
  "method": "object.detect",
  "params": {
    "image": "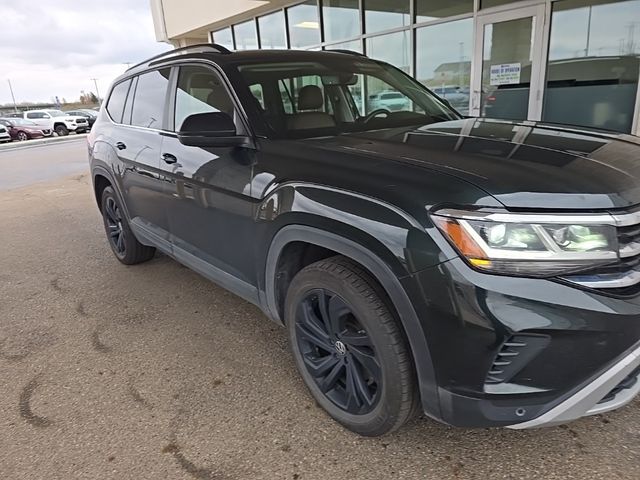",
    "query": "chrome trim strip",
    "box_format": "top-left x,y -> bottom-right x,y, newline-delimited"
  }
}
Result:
565,270 -> 640,289
508,343 -> 640,429
620,241 -> 640,258
434,208 -> 617,226
612,211 -> 640,227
